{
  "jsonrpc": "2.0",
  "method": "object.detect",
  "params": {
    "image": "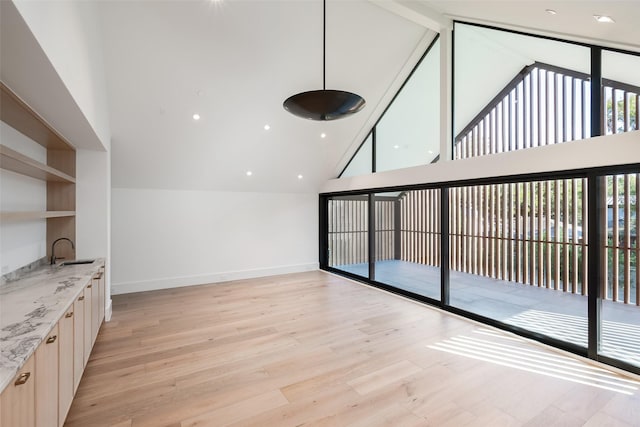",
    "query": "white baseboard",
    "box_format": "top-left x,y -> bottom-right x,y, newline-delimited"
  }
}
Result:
110,263 -> 319,295
105,299 -> 113,321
